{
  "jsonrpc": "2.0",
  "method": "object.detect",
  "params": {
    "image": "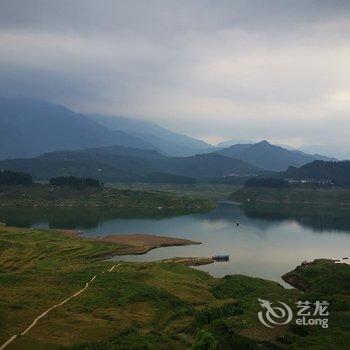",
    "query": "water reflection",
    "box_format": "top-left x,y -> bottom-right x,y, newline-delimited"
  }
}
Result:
1,203 -> 350,283
242,203 -> 350,234
1,203 -> 350,234
0,207 -> 189,229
